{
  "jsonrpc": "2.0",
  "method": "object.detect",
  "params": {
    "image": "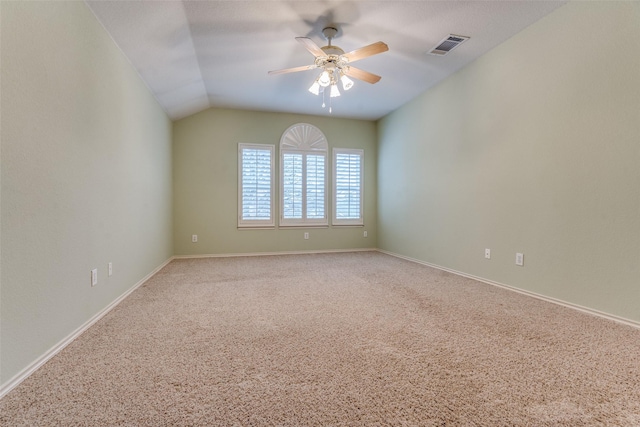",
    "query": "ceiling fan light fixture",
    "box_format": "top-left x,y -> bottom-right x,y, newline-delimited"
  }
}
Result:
340,74 -> 354,91
308,81 -> 321,95
268,24 -> 388,113
318,70 -> 331,87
